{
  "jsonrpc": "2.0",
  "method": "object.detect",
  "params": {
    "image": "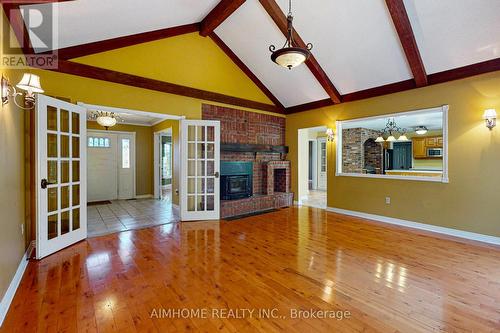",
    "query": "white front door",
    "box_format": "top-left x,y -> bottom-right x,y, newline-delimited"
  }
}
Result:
317,138 -> 327,190
180,120 -> 220,221
87,132 -> 118,201
117,133 -> 135,199
36,95 -> 87,259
